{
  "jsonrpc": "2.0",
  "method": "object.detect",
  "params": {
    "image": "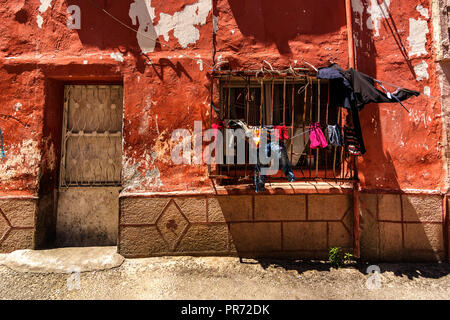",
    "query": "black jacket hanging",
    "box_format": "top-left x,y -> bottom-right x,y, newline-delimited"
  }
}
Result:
317,63 -> 420,155
339,66 -> 420,111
